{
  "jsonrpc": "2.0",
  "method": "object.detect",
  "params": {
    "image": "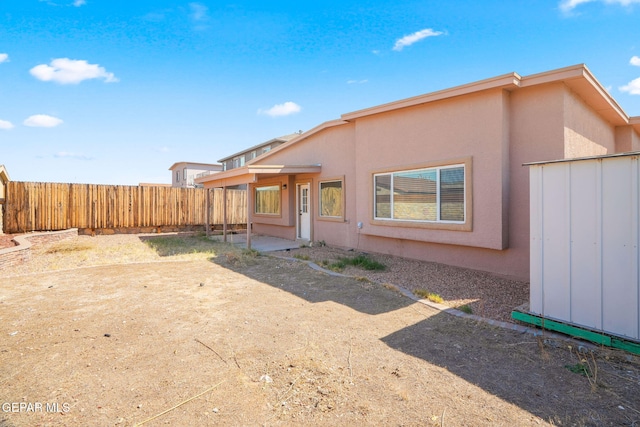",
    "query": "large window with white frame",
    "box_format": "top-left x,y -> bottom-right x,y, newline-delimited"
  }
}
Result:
255,185 -> 281,215
374,164 -> 465,223
319,179 -> 343,219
